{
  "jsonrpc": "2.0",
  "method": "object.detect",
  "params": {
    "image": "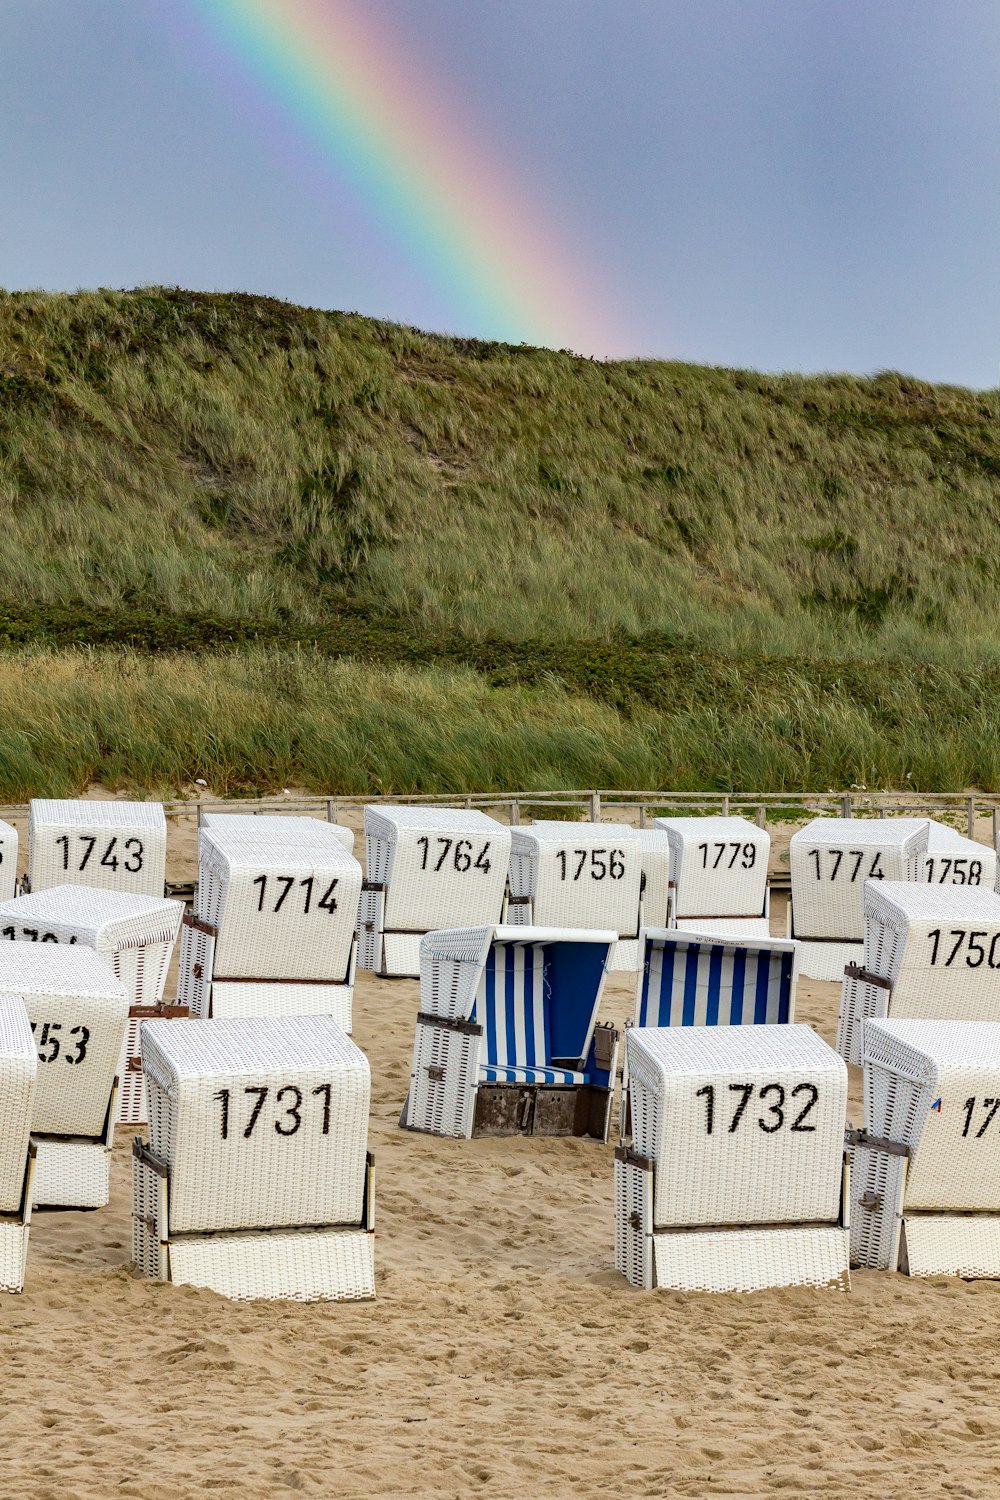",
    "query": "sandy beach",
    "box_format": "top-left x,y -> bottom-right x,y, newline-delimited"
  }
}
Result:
0,806 -> 997,1498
